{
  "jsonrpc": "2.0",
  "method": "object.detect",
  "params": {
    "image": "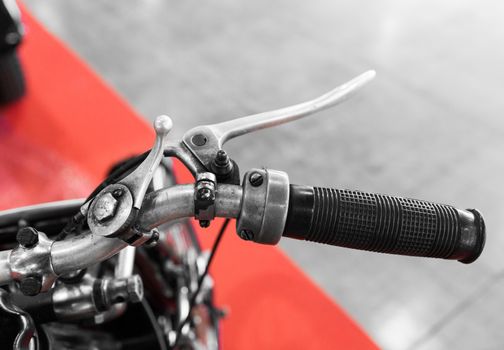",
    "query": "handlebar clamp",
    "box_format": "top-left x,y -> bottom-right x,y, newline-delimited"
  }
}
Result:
236,169 -> 290,245
194,172 -> 217,228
